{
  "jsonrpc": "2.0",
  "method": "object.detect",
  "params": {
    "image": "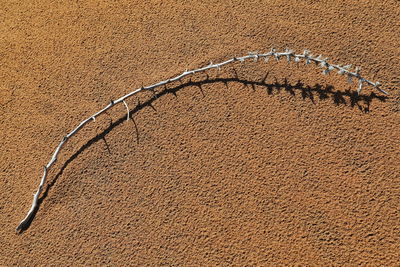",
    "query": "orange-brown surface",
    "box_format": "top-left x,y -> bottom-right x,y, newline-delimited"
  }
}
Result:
1,0 -> 399,265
